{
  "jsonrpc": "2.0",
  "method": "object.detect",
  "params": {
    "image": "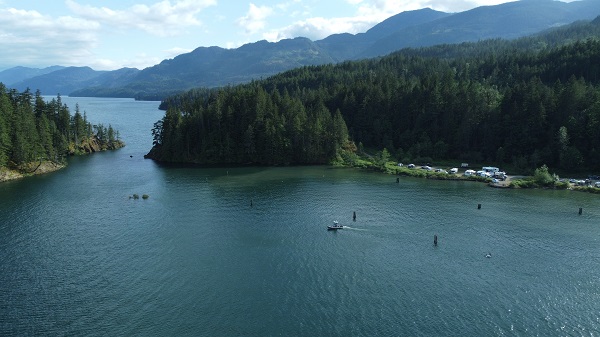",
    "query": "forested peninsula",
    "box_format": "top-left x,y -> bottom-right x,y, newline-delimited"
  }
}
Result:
0,84 -> 124,182
147,17 -> 600,176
